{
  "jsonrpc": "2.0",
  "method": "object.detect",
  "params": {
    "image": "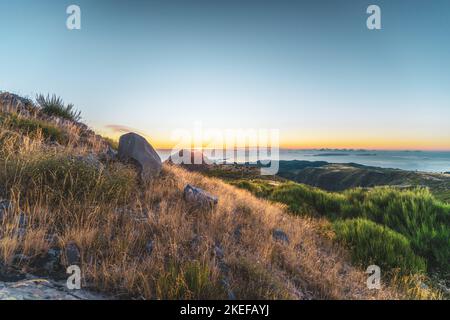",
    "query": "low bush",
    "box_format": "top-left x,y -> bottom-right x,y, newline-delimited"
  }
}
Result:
333,218 -> 426,275
231,180 -> 450,277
